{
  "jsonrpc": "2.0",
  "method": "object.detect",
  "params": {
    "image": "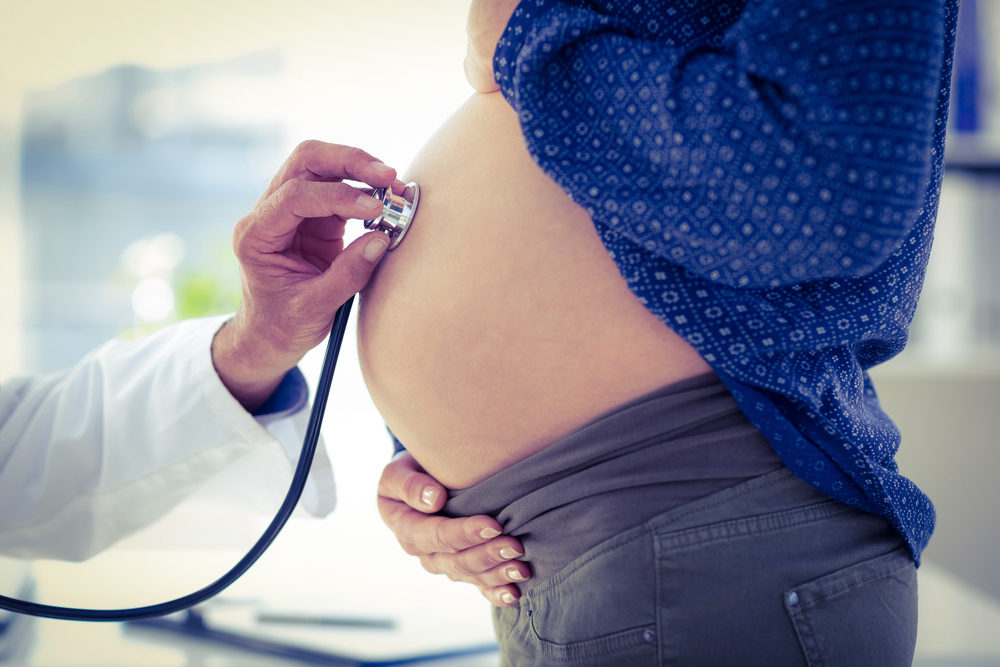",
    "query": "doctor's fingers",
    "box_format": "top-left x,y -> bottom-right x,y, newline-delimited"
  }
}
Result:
259,140 -> 399,200
309,232 -> 389,310
236,180 -> 383,256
